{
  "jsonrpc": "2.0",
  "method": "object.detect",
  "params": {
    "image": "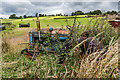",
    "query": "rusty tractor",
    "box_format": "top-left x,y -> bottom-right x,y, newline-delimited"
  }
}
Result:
21,13 -> 105,64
